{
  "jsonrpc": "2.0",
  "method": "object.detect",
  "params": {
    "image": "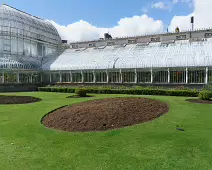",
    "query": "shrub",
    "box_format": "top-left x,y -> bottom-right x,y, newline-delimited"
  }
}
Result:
198,90 -> 212,100
204,82 -> 212,92
75,88 -> 87,97
38,86 -> 199,97
174,85 -> 189,90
